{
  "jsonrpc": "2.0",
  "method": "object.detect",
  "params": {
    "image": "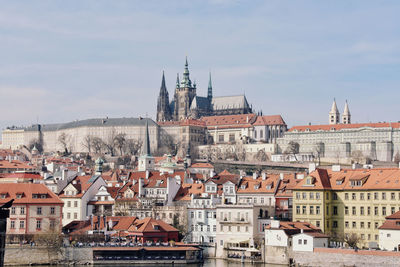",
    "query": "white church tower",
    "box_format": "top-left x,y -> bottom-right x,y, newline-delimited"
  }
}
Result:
329,98 -> 340,125
342,100 -> 351,124
138,120 -> 155,171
